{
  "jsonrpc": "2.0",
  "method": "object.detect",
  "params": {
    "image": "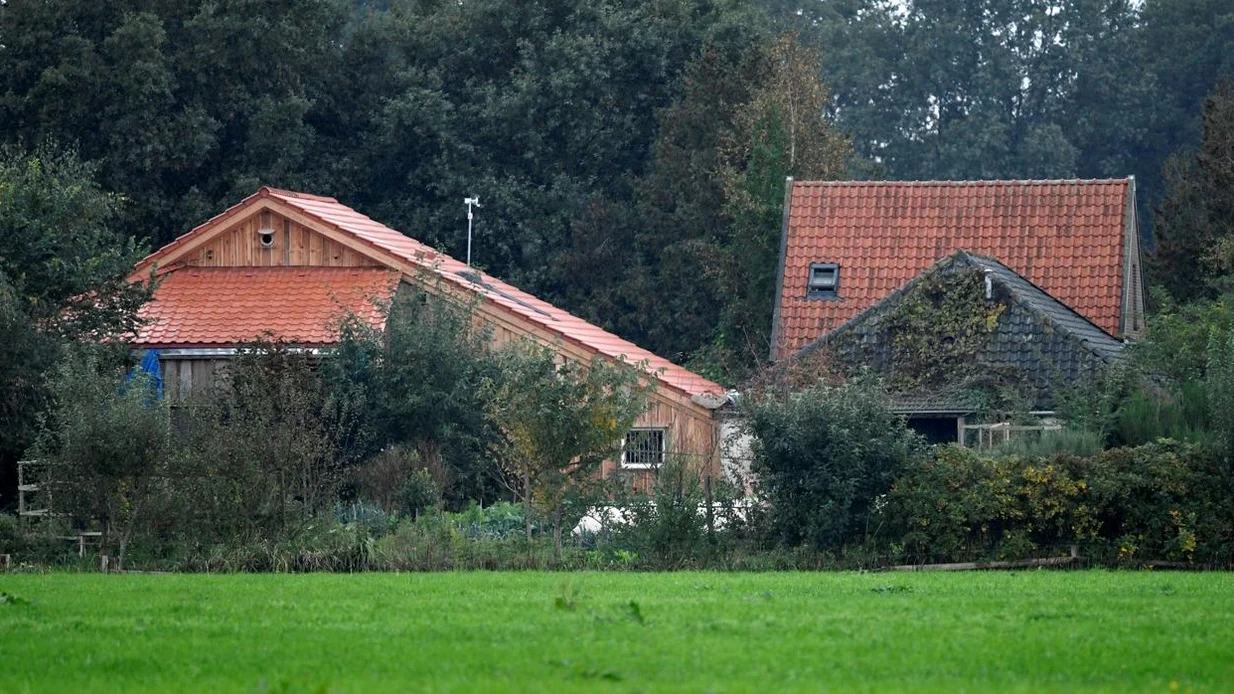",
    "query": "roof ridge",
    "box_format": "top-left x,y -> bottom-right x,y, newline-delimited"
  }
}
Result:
793,178 -> 1131,187
261,186 -> 338,203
